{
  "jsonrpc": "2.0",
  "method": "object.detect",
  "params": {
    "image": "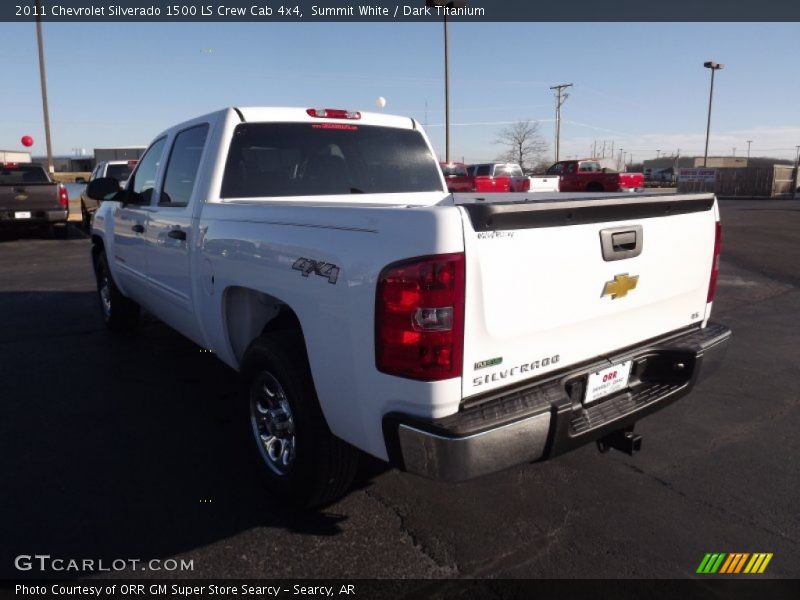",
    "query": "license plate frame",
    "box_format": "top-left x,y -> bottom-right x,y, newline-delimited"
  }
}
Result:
583,360 -> 632,405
